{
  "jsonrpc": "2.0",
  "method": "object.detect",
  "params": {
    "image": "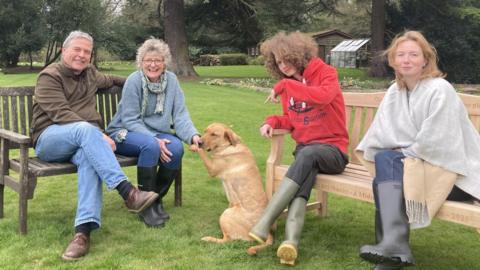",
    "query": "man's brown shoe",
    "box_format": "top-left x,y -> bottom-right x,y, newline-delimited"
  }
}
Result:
61,233 -> 89,261
125,187 -> 159,213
